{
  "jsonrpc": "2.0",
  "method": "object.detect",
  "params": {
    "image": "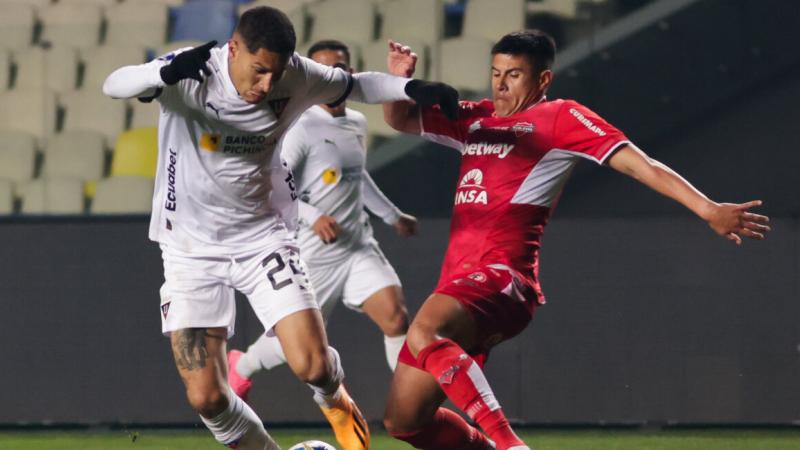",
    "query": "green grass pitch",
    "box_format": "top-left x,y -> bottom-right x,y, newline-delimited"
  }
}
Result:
1,429 -> 799,450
